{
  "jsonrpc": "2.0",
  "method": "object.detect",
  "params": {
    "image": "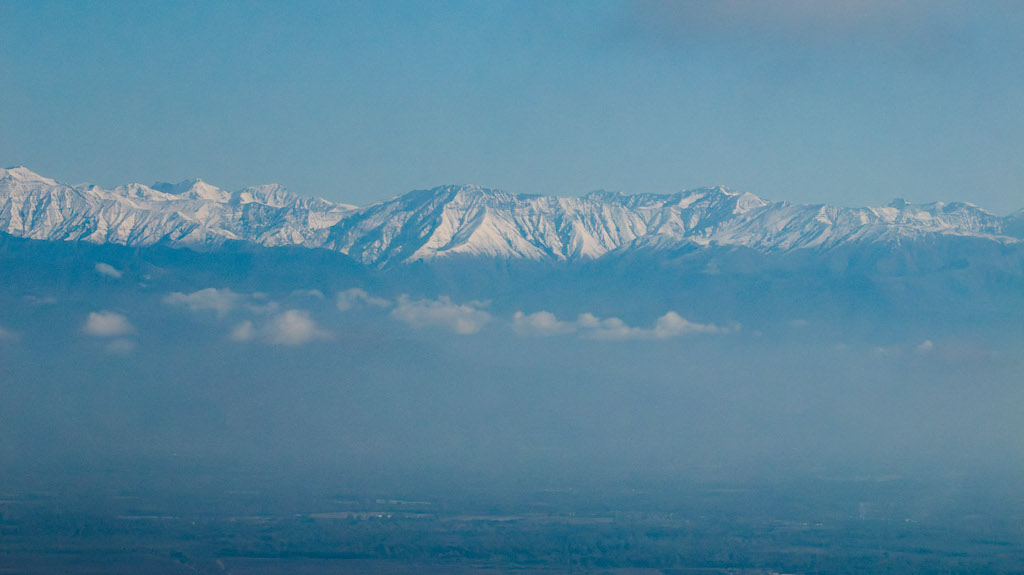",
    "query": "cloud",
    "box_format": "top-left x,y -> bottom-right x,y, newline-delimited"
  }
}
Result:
652,311 -> 732,337
512,309 -> 734,340
0,325 -> 18,342
615,311 -> 734,340
291,289 -> 325,300
336,288 -> 391,312
512,311 -> 577,336
612,0 -> 999,79
577,313 -> 641,340
266,310 -> 329,345
164,288 -> 244,317
82,311 -> 134,337
22,295 -> 57,306
230,320 -> 256,342
391,296 -> 491,335
164,289 -> 327,345
231,311 -> 329,346
165,286 -> 730,343
915,340 -> 934,355
247,300 -> 280,315
105,338 -> 137,355
94,262 -> 123,279
631,1 -> 903,30
620,0 -> 949,47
